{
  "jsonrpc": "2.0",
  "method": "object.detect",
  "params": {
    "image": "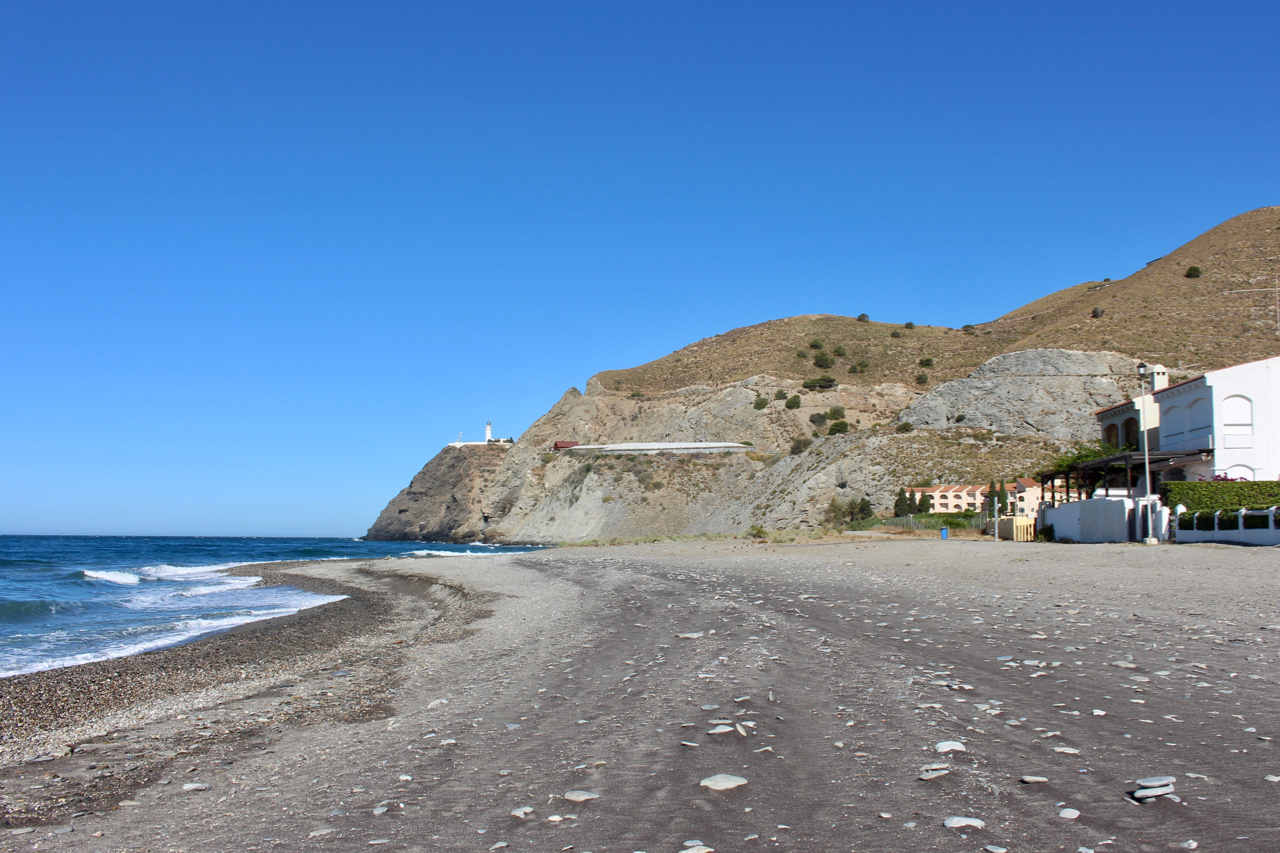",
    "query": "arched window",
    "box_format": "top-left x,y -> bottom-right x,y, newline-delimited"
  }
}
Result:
1164,467 -> 1187,482
1122,417 -> 1140,449
1162,405 -> 1184,441
1222,395 -> 1253,435
1104,424 -> 1119,446
1188,397 -> 1211,434
1226,464 -> 1255,481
